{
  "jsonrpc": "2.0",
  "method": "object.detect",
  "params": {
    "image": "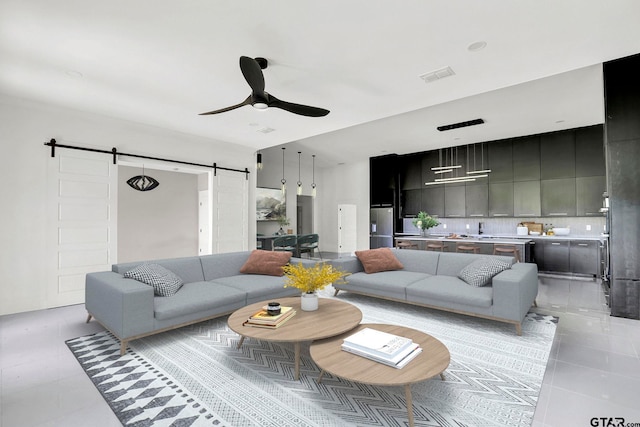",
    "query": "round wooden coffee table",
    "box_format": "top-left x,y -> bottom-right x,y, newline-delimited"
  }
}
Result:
228,297 -> 362,380
310,323 -> 450,427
